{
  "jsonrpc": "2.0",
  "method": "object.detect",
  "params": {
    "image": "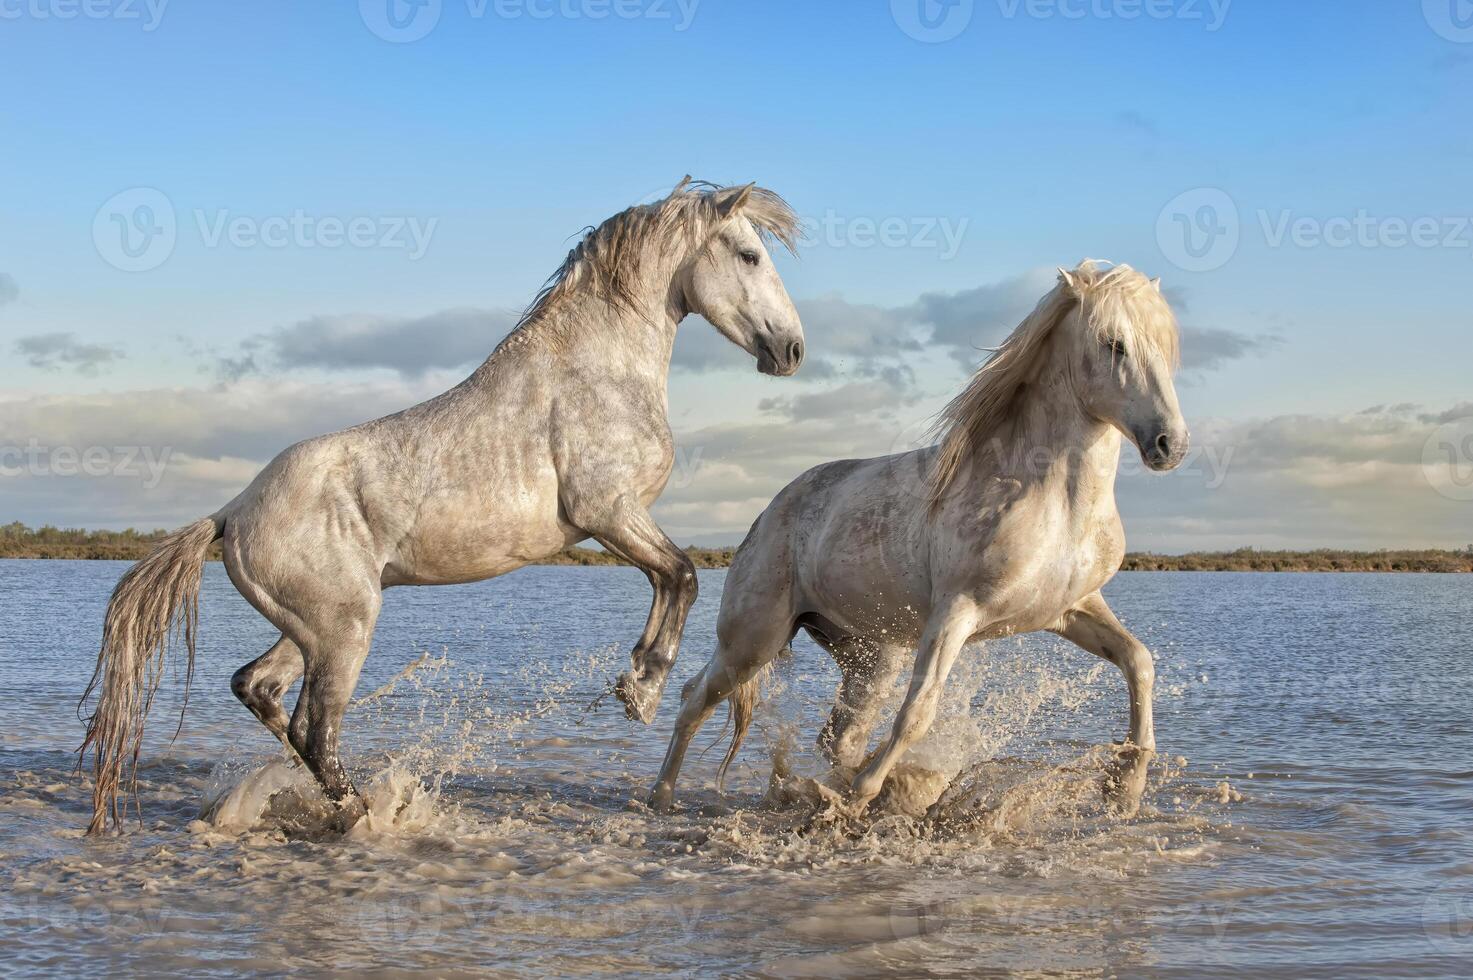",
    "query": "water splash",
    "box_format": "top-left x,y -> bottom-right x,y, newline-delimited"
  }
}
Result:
199,754 -> 320,831
196,643 -> 624,836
